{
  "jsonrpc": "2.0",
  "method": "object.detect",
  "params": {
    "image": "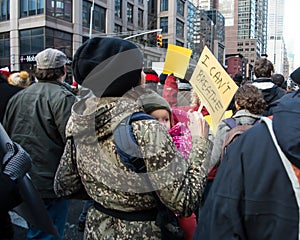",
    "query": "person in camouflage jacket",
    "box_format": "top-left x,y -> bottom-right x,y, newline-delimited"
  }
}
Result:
54,37 -> 211,240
